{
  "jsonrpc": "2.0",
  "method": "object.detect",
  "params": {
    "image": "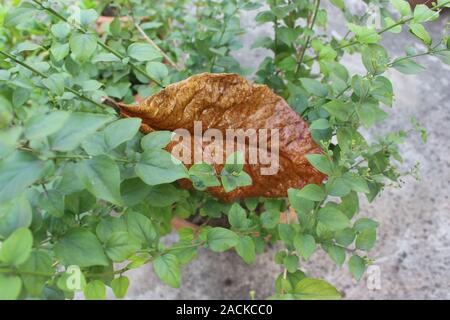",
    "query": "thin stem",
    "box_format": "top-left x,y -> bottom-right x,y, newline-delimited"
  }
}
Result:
388,48 -> 449,66
31,0 -> 164,88
0,50 -> 109,110
295,0 -> 321,75
135,23 -> 179,70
